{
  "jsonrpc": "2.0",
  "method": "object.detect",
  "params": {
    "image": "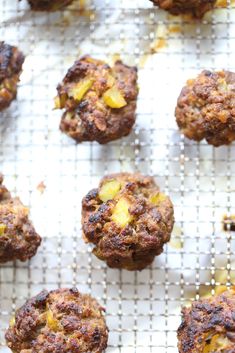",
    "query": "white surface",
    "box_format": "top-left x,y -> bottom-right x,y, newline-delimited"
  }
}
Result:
0,0 -> 235,352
